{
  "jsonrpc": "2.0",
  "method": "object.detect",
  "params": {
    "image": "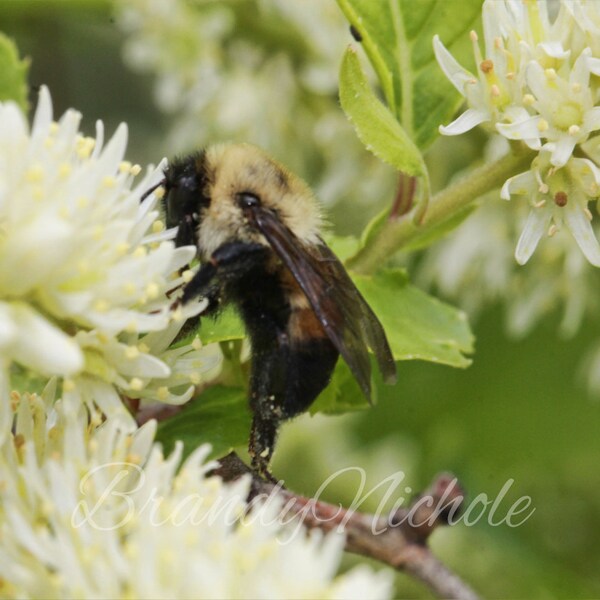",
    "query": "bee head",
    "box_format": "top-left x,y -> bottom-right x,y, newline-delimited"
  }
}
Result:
162,152 -> 209,247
